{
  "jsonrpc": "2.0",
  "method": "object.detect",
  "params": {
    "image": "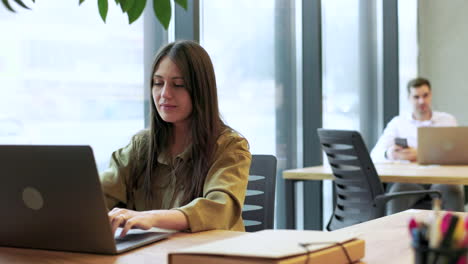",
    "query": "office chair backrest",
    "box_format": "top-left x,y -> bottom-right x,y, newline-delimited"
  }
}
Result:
242,154 -> 277,232
317,129 -> 385,231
